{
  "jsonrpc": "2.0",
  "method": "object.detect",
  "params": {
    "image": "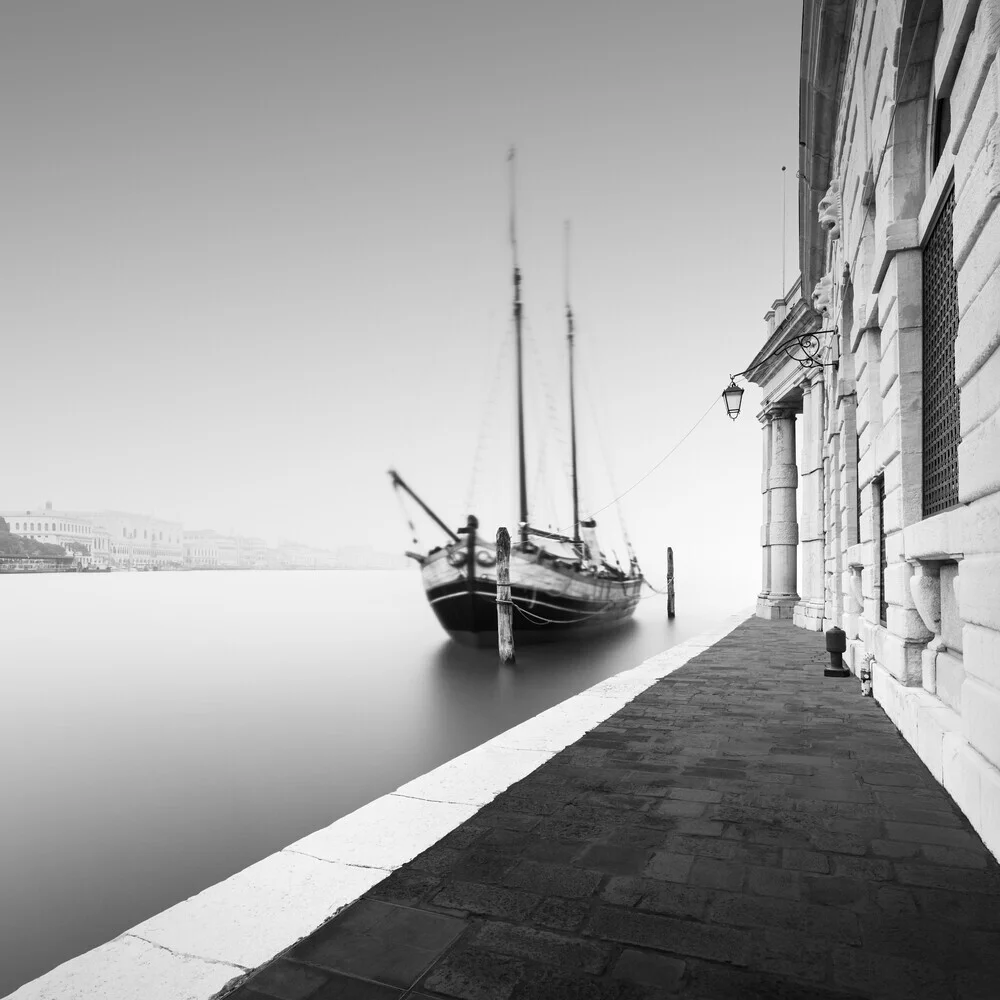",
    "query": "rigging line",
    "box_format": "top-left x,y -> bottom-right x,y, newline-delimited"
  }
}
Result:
464,321 -> 514,513
508,146 -> 519,270
513,601 -> 618,626
564,220 -> 571,309
523,314 -> 571,521
576,340 -> 635,557
556,391 -> 720,535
